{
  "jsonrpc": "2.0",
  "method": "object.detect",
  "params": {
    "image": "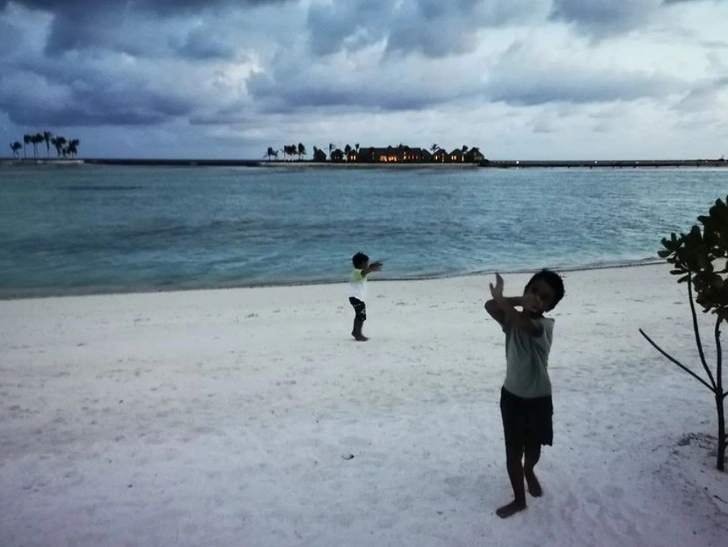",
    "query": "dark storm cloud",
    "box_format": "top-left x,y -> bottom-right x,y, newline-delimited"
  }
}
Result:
0,0 -> 279,128
0,0 -> 295,53
0,65 -> 197,127
486,72 -> 679,105
0,18 -> 22,50
246,69 -> 458,114
306,0 -> 544,58
484,41 -> 684,105
176,28 -> 238,61
0,0 -> 288,12
306,0 -> 392,57
662,0 -> 726,3
549,0 -> 662,36
385,0 -> 540,58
